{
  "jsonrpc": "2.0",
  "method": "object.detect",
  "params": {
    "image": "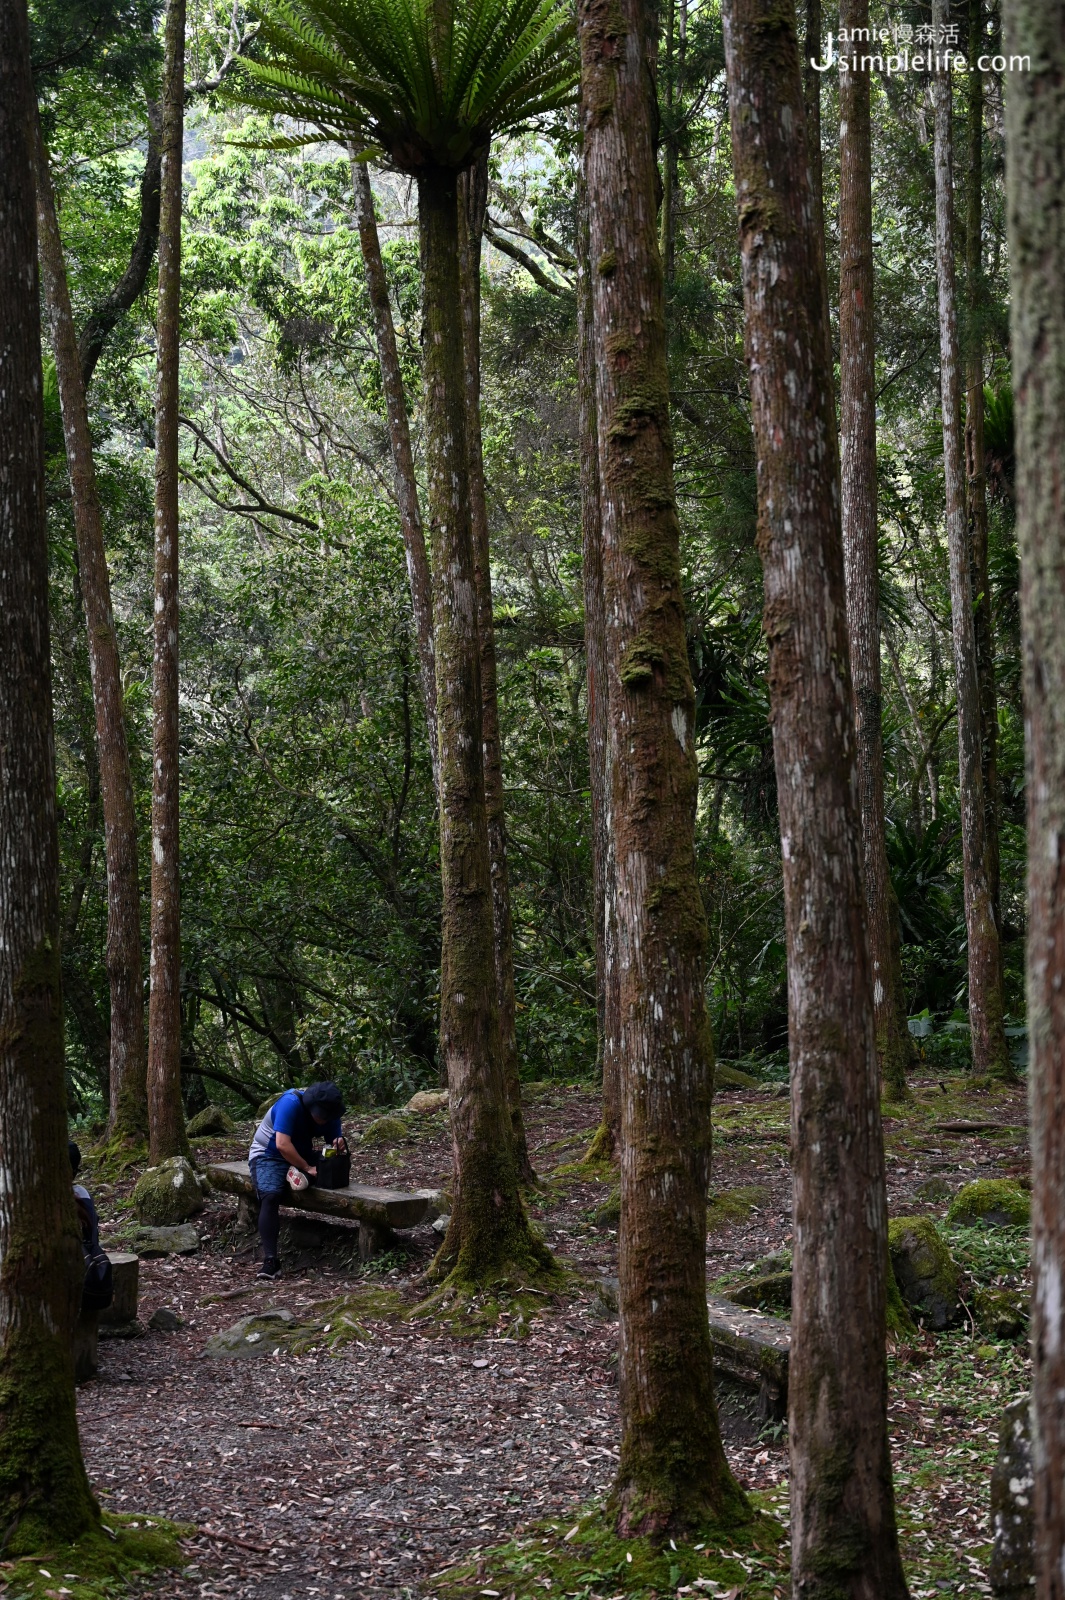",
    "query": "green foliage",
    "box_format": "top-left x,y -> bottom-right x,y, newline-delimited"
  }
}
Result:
0,1513 -> 189,1600
232,0 -> 577,168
